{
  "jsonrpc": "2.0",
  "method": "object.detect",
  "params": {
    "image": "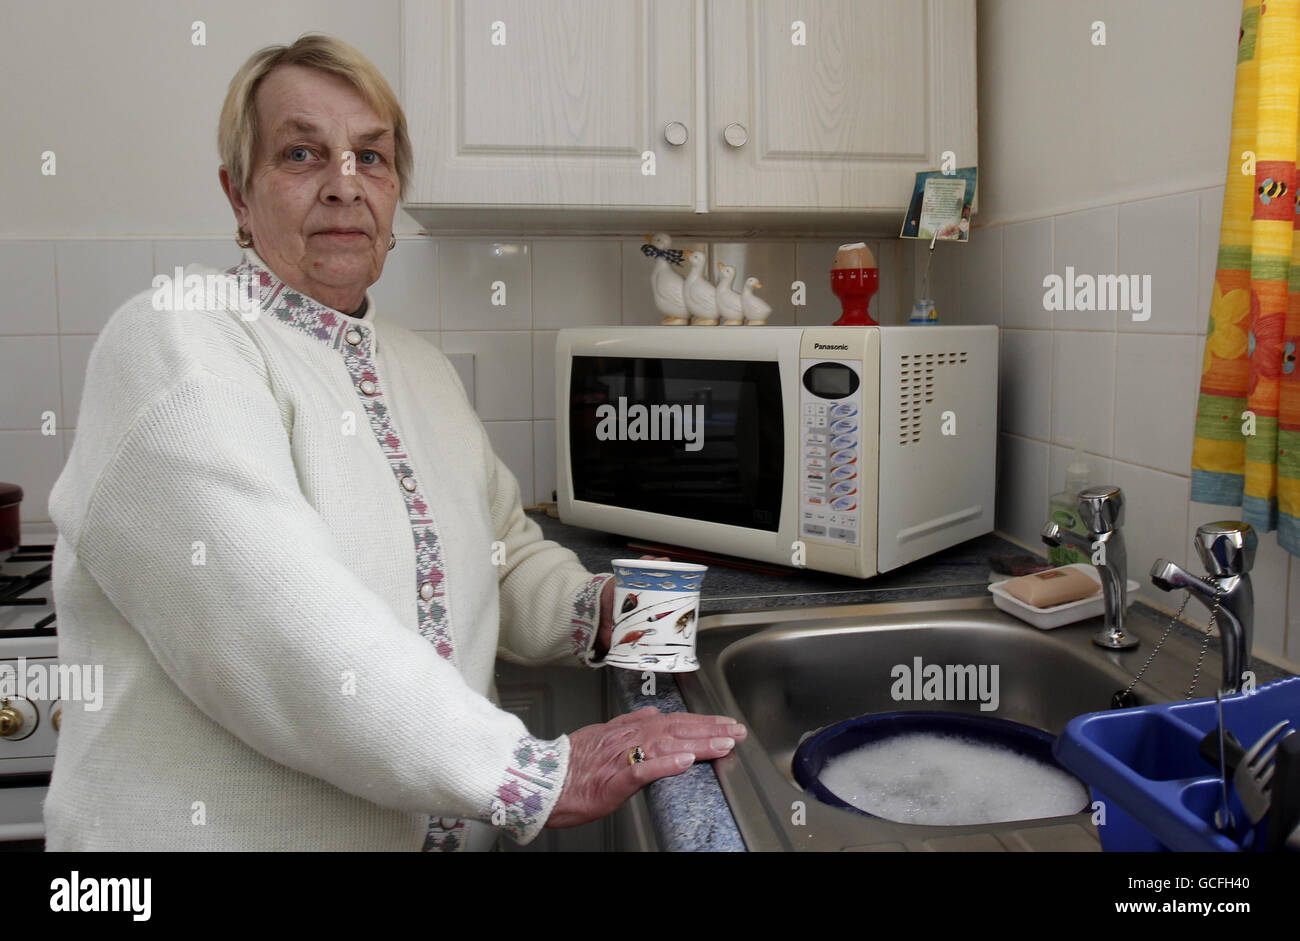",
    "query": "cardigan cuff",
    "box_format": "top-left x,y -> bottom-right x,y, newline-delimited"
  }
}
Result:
495,733 -> 570,844
569,573 -> 615,668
